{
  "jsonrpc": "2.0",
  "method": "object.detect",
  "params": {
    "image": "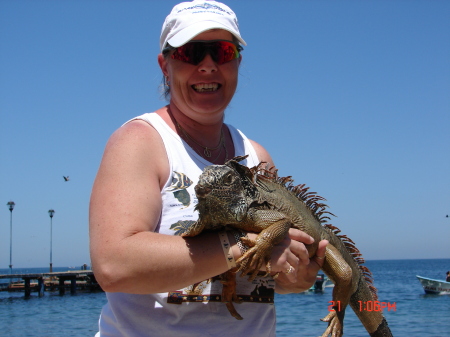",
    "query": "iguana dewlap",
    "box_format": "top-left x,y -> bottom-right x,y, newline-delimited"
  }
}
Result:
181,156 -> 393,337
